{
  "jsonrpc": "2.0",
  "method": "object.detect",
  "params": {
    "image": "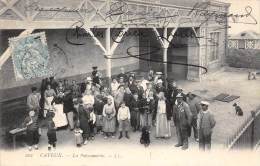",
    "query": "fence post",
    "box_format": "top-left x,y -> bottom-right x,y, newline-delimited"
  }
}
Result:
251,111 -> 256,149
